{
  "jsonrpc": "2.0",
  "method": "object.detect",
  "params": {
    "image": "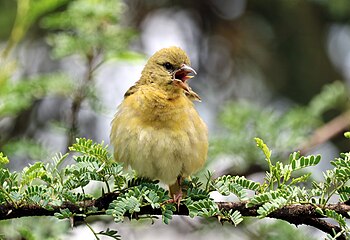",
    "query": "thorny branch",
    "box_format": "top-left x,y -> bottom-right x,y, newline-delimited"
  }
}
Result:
0,193 -> 349,239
